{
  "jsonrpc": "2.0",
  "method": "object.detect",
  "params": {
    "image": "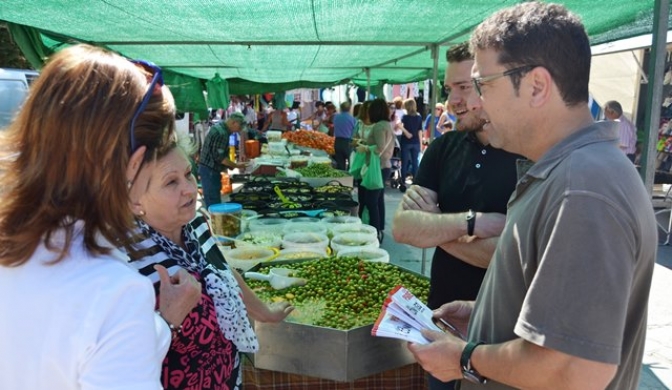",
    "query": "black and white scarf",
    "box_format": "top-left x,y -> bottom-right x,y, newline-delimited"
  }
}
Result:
129,216 -> 258,353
